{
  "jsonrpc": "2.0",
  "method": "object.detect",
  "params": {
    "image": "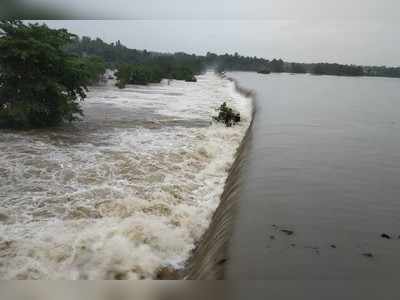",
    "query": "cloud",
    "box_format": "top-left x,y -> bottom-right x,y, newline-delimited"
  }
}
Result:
13,0 -> 400,20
